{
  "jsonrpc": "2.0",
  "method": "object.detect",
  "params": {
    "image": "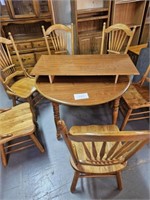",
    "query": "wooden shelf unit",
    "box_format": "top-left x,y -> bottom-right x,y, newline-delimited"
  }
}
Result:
139,1 -> 150,44
111,0 -> 147,45
71,0 -> 111,54
0,0 -> 55,73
